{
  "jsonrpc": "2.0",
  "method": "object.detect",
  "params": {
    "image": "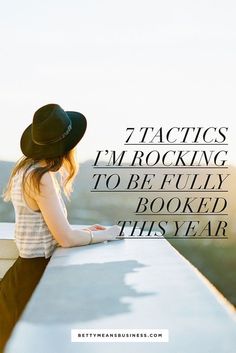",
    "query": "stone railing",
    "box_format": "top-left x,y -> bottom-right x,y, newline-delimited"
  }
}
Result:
0,222 -> 235,353
0,223 -> 18,280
